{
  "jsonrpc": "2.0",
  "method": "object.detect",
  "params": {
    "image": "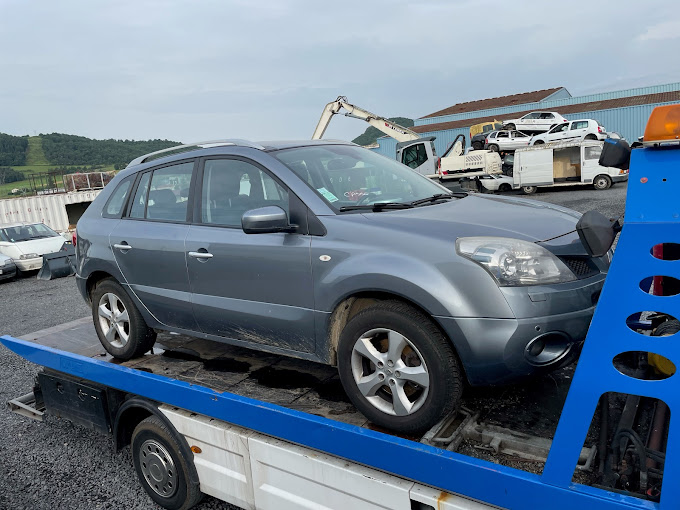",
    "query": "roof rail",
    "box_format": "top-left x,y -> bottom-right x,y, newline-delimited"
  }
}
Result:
126,139 -> 265,168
